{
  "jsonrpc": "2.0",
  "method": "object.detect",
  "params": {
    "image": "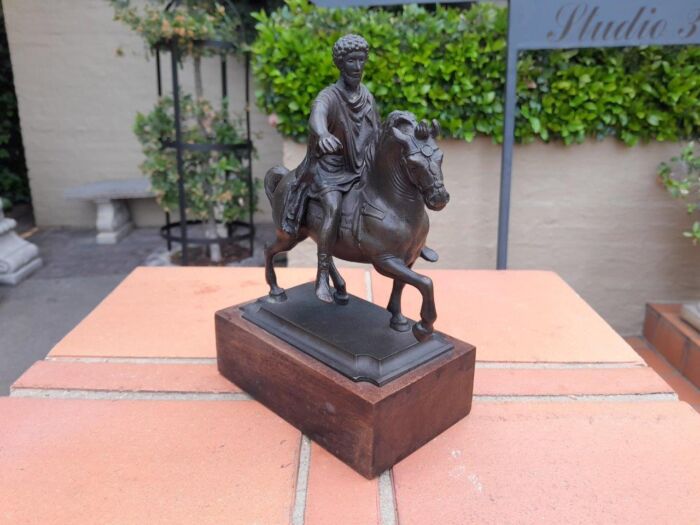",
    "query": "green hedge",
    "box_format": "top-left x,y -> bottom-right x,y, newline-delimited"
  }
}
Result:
252,0 -> 700,145
0,3 -> 29,208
